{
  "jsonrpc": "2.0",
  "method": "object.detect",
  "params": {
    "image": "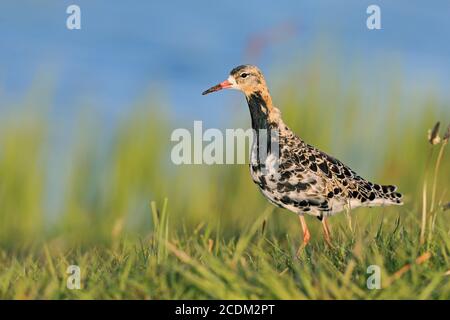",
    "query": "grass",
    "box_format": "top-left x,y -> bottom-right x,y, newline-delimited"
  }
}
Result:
0,60 -> 449,299
1,209 -> 449,299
